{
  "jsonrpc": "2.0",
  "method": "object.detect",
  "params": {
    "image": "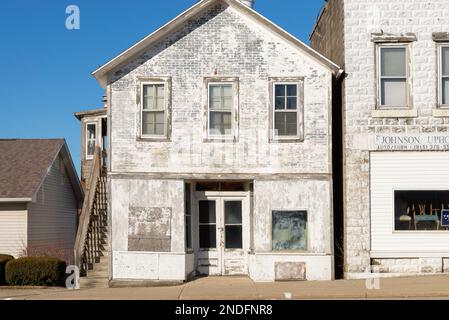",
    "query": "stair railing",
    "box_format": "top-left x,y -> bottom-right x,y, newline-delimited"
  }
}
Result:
74,147 -> 104,274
